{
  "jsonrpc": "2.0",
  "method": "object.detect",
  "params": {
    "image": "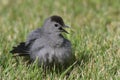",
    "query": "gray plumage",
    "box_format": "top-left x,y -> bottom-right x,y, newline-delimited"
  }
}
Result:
10,15 -> 75,67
